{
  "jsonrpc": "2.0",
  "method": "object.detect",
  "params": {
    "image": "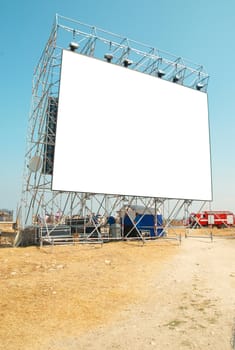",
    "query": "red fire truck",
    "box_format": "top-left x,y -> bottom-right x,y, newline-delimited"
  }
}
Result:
187,211 -> 235,228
